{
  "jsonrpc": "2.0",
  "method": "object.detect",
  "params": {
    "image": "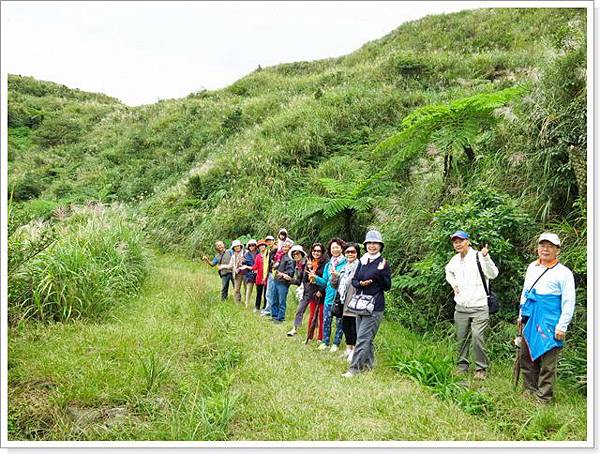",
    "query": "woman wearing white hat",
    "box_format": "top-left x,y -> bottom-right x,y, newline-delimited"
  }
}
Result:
230,239 -> 246,304
342,230 -> 391,378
